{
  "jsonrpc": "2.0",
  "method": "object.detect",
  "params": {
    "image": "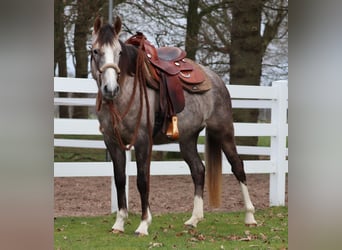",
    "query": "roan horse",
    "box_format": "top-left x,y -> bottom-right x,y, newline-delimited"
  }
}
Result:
90,16 -> 257,235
